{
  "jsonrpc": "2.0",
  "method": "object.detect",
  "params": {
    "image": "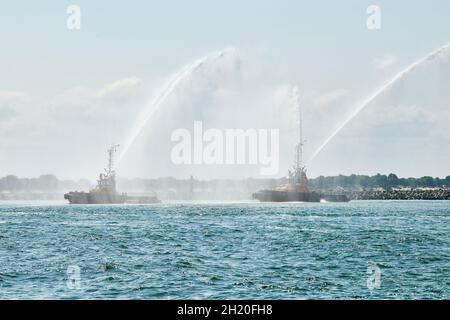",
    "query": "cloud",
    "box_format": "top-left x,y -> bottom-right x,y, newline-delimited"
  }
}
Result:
372,54 -> 399,70
0,91 -> 32,125
97,77 -> 143,97
0,106 -> 16,122
313,88 -> 348,106
0,77 -> 149,178
1,46 -> 449,179
0,91 -> 28,100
